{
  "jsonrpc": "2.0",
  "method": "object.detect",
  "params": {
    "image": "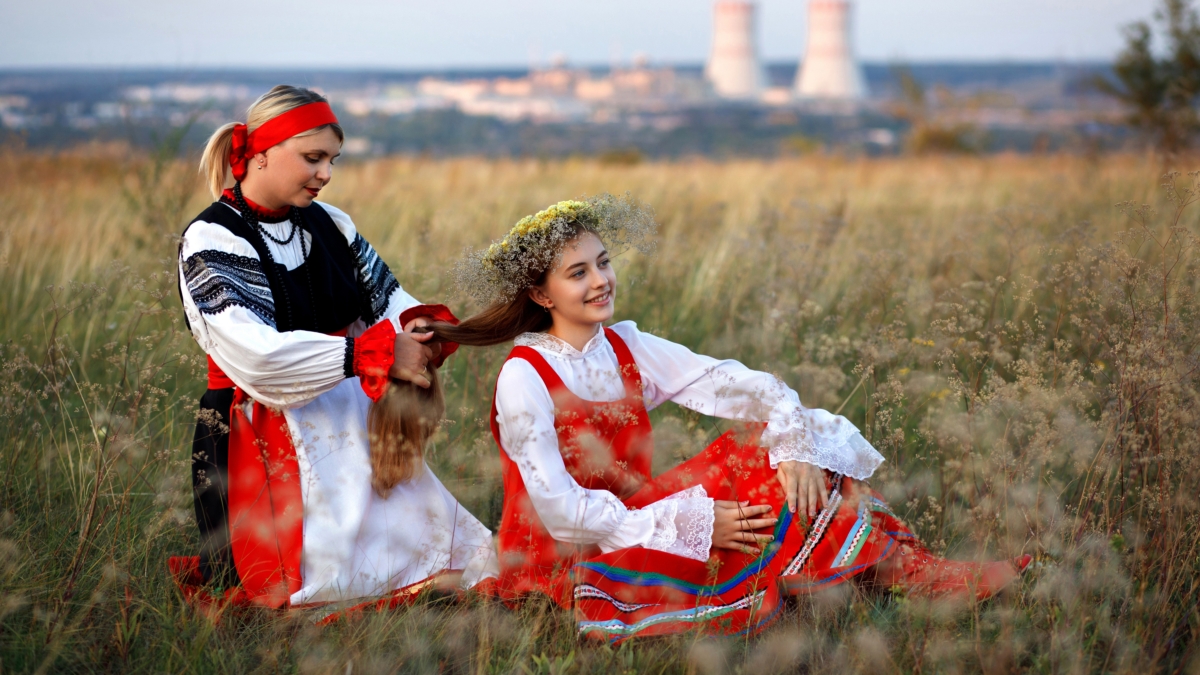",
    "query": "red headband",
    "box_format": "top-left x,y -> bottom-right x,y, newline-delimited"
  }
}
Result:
229,101 -> 338,182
